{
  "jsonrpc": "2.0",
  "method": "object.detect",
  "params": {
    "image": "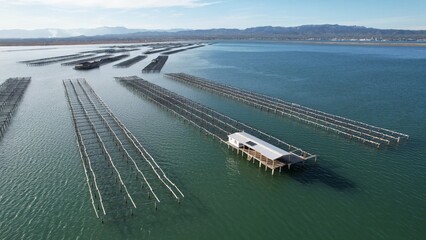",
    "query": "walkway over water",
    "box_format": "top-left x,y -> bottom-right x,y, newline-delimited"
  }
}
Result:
165,73 -> 409,148
0,77 -> 31,139
63,79 -> 183,221
118,76 -> 316,175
